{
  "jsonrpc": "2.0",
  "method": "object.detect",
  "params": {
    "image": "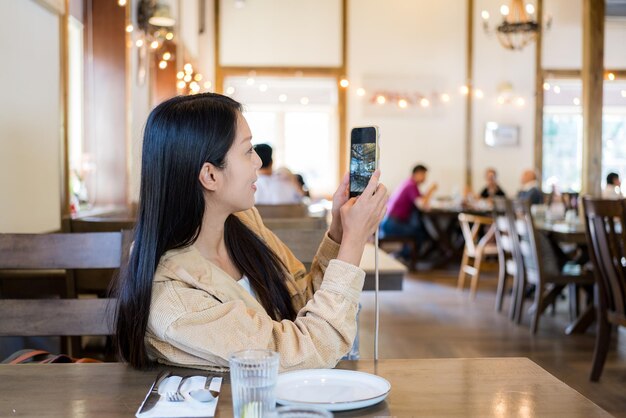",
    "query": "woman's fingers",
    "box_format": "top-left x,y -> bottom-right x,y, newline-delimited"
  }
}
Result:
360,170 -> 381,198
